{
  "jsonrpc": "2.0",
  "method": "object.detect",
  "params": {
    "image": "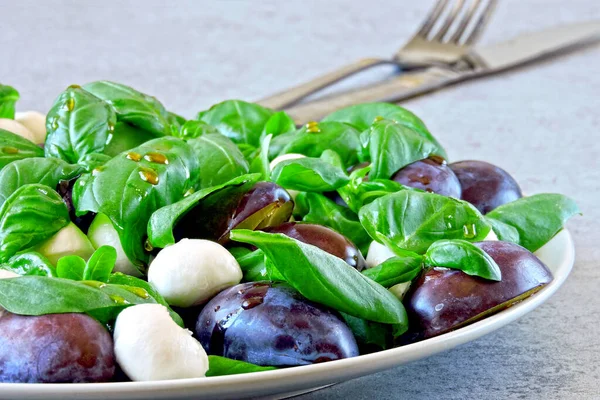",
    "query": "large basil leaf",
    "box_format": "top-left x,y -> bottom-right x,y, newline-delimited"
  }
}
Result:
83,81 -> 172,136
147,174 -> 261,248
0,84 -> 19,119
0,157 -> 84,207
368,119 -> 443,179
107,272 -> 184,327
102,121 -> 157,157
74,137 -> 200,269
358,190 -> 491,254
0,252 -> 56,277
197,100 -> 273,147
425,239 -> 502,281
44,86 -> 117,164
295,192 -> 371,254
188,133 -> 250,189
362,253 -> 424,287
278,121 -> 362,168
0,276 -> 163,325
0,184 -> 70,262
261,111 -> 296,141
271,156 -> 349,192
206,356 -> 275,377
486,194 -> 580,252
0,128 -> 44,169
230,229 -> 408,325
322,102 -> 446,159
78,153 -> 112,172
